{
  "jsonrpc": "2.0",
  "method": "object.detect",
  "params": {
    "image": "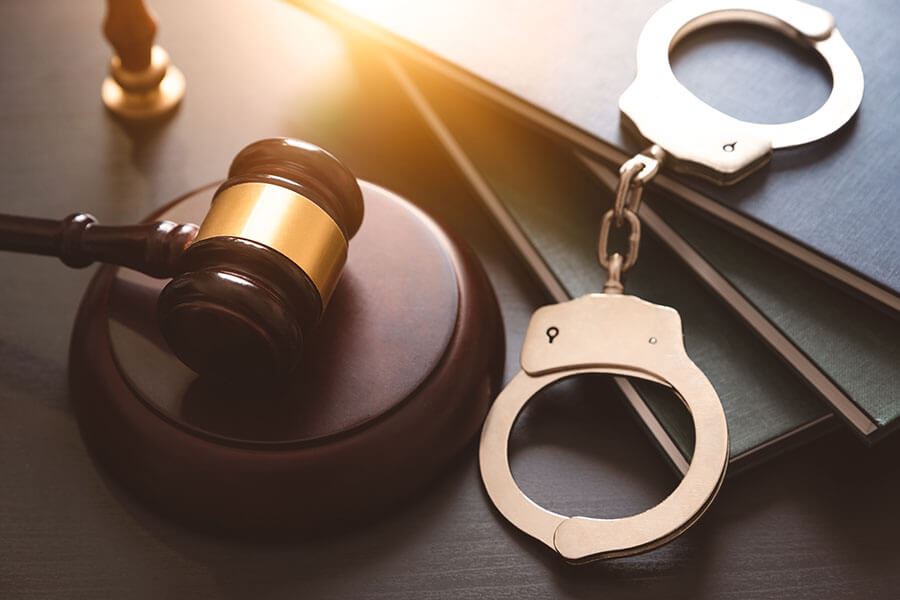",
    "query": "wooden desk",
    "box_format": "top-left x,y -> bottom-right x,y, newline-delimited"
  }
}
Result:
0,1 -> 898,597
